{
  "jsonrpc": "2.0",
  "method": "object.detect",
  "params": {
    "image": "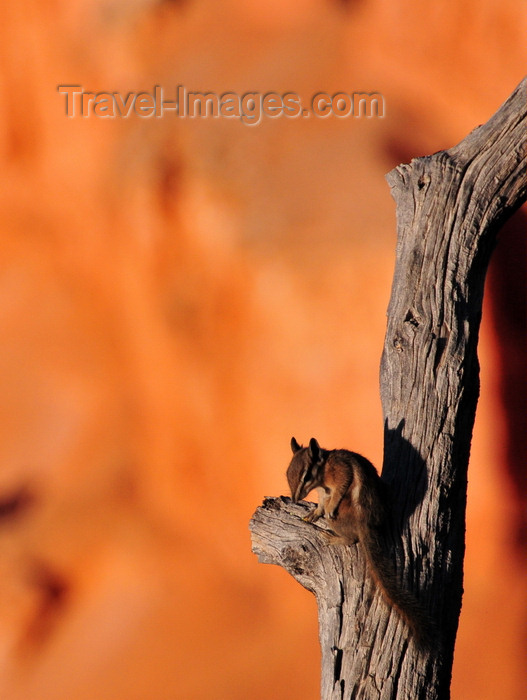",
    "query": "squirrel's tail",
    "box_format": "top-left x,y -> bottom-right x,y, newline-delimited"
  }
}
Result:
359,527 -> 435,650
